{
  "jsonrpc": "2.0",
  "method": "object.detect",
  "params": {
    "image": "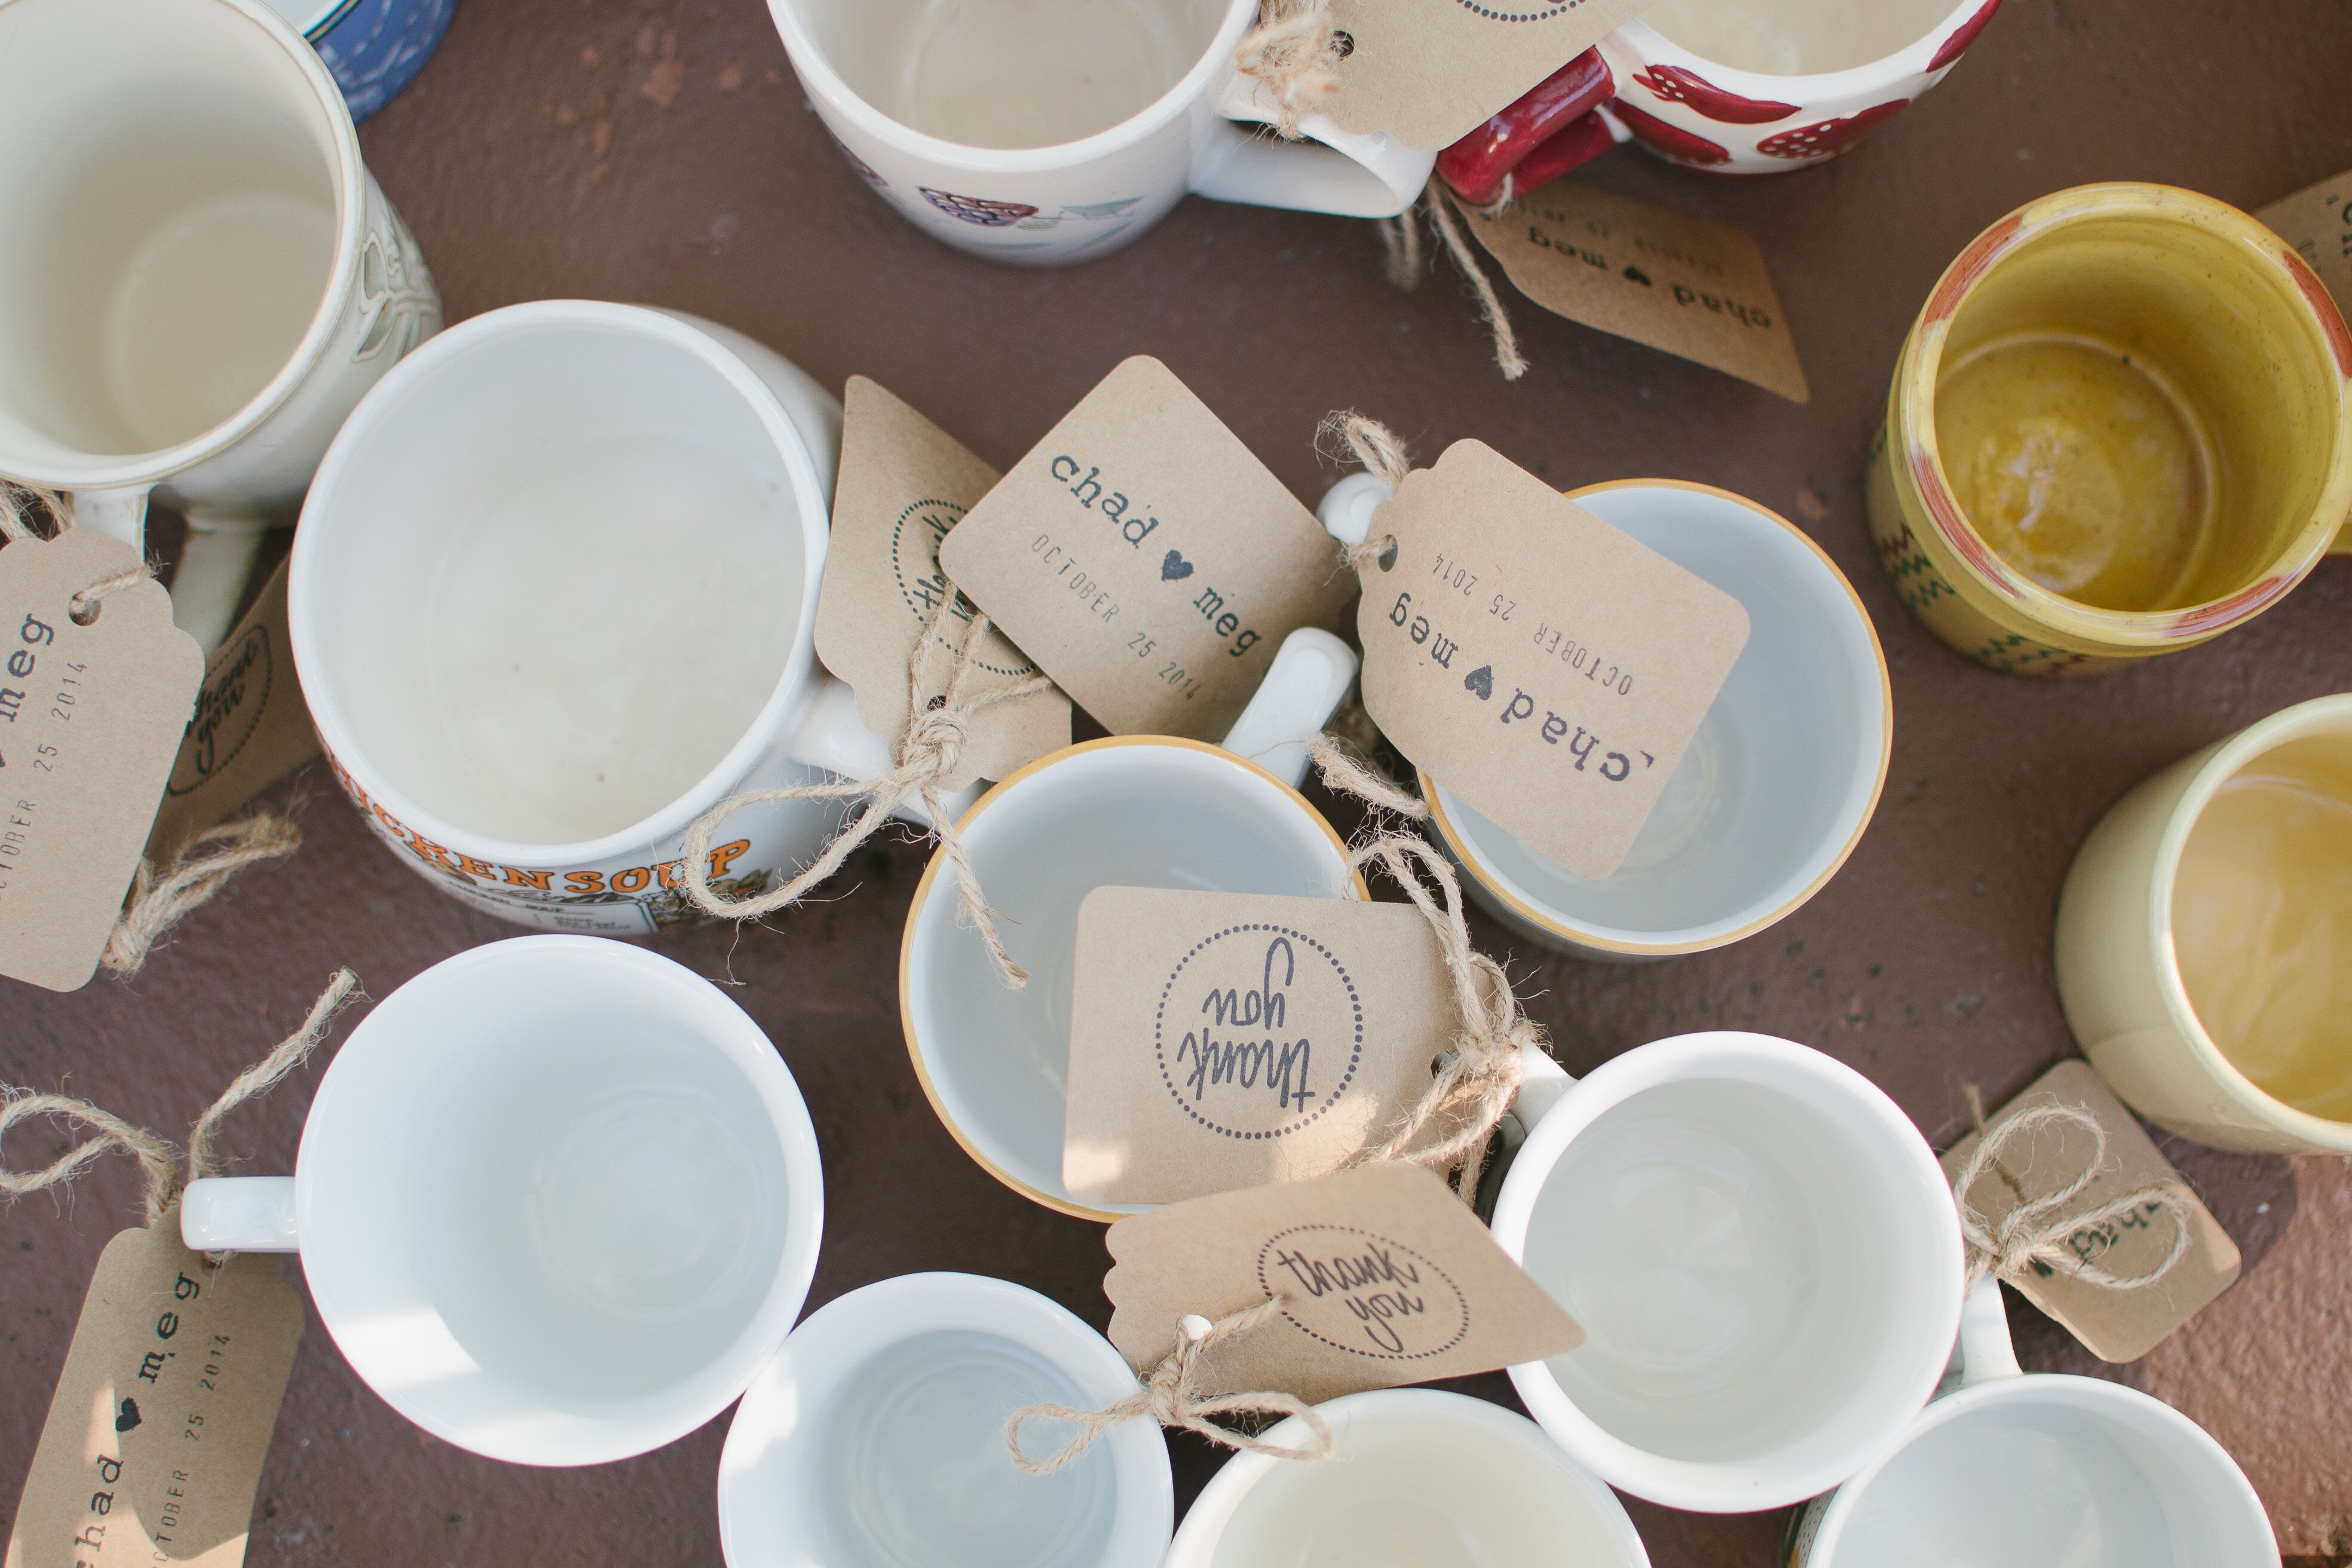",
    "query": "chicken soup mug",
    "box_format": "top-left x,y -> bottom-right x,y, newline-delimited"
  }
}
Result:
1319,474 -> 1890,960
2057,693 -> 2352,1154
1487,1032 -> 1964,1513
0,0 -> 442,651
768,0 -> 1432,265
1867,183 -> 2352,675
1166,1389 -> 1650,1567
1438,0 -> 2004,200
292,301 -> 957,935
718,1272 -> 1174,1568
901,627 -> 1361,1221
1786,1281 -> 2275,1566
180,936 -> 826,1467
